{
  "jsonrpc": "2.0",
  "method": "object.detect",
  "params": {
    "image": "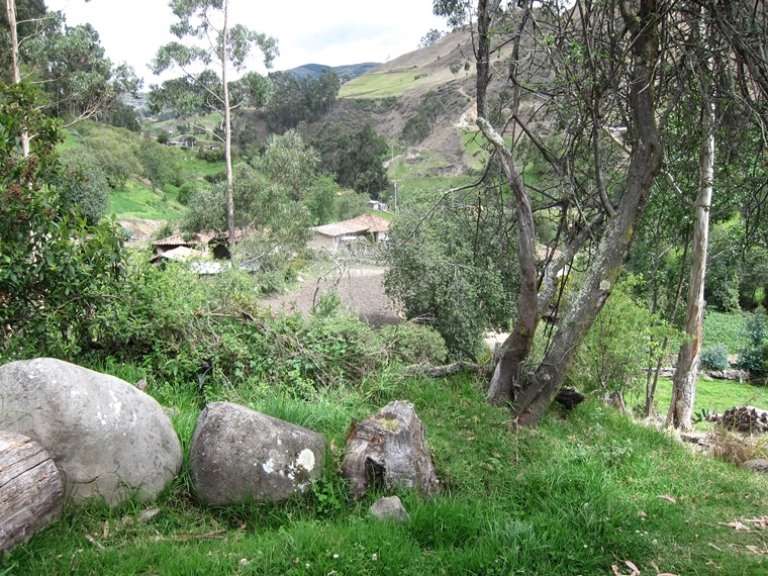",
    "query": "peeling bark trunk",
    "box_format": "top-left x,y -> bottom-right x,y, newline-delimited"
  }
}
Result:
5,0 -> 29,157
222,0 -> 236,246
668,27 -> 715,431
